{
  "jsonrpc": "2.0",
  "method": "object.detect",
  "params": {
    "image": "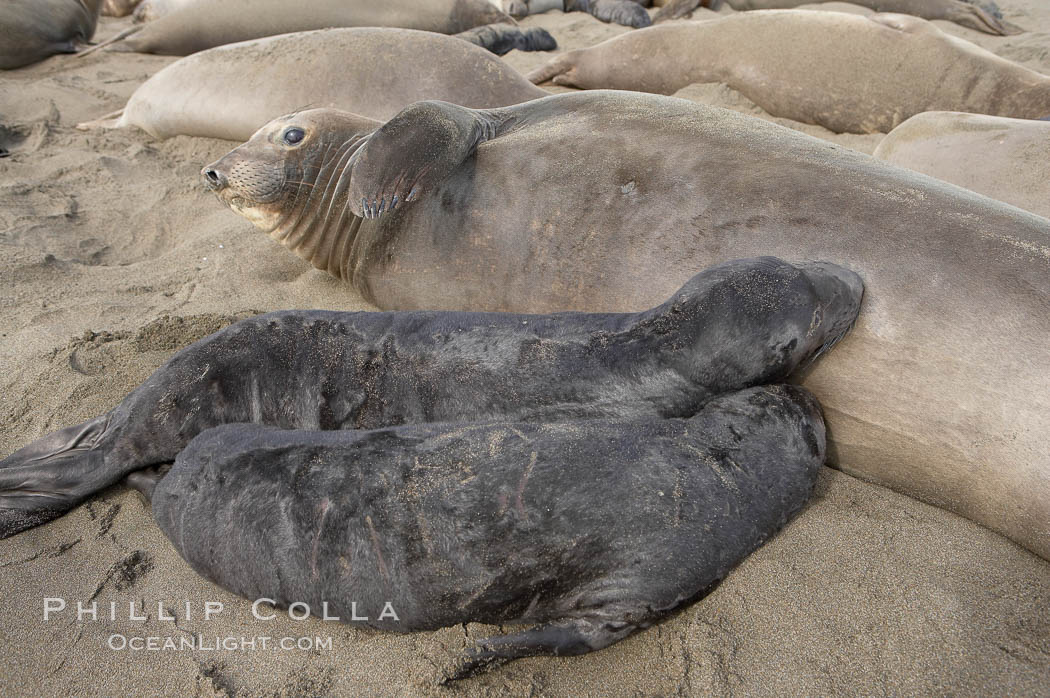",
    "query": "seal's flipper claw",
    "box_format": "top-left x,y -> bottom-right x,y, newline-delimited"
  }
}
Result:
441,616 -> 641,683
347,101 -> 503,219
